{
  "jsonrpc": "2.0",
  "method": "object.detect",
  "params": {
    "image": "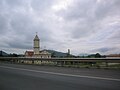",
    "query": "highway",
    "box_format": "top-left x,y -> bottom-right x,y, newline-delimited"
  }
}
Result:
0,63 -> 120,90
